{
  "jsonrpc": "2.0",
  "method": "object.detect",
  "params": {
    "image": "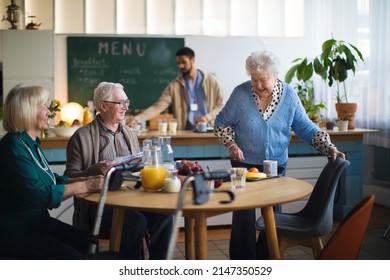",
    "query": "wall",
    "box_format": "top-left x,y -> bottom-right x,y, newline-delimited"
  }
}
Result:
0,30 -> 54,100
54,35 -> 312,104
